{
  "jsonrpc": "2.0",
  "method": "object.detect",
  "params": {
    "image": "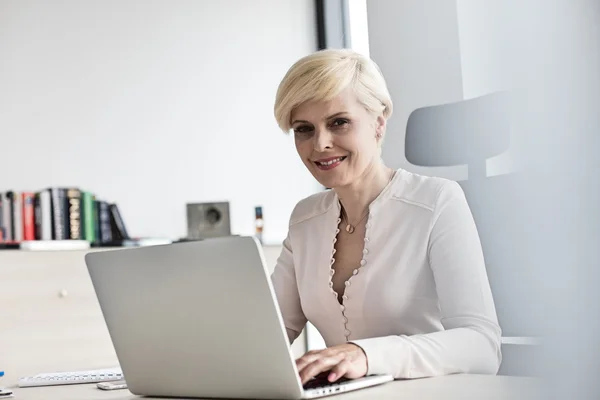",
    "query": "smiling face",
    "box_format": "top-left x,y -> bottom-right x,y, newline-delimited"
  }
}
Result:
290,87 -> 386,189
